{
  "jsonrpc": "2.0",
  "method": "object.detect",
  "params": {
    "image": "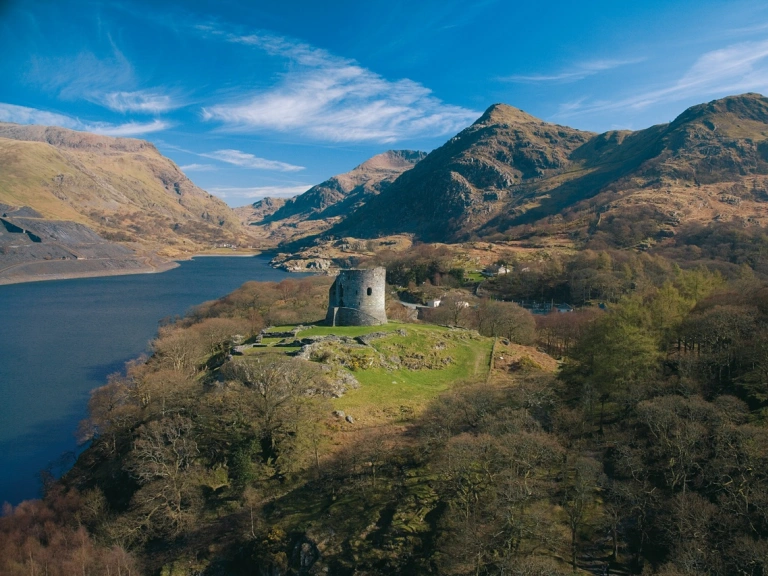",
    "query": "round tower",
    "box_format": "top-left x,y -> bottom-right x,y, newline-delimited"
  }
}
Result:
326,267 -> 387,326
